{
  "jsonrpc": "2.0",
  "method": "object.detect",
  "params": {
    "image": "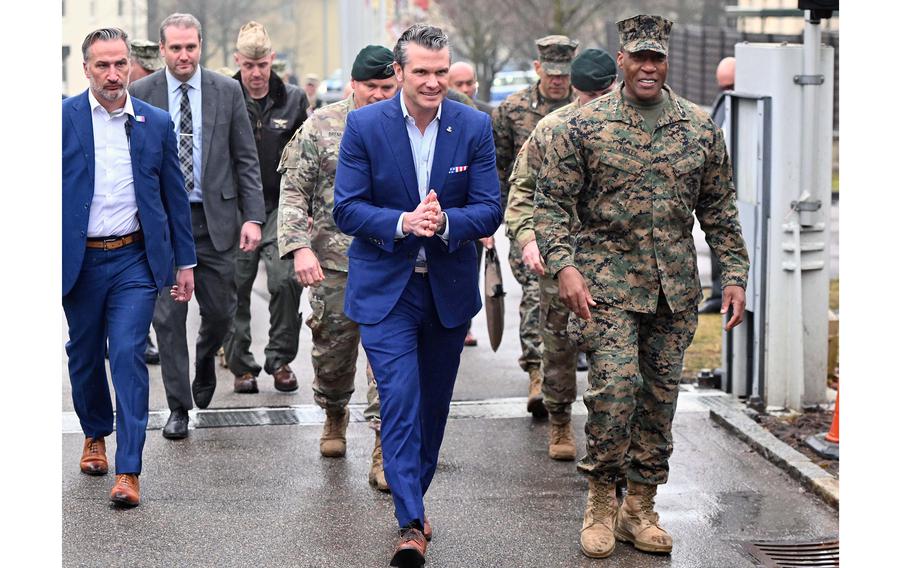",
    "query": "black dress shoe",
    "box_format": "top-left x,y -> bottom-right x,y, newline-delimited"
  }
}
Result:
162,409 -> 189,439
144,335 -> 160,365
192,357 -> 217,409
576,352 -> 589,372
698,297 -> 723,314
